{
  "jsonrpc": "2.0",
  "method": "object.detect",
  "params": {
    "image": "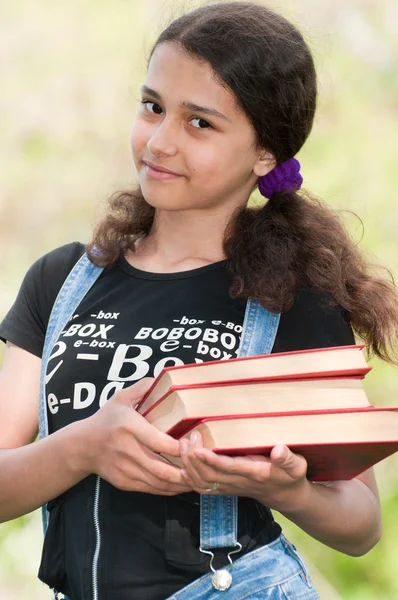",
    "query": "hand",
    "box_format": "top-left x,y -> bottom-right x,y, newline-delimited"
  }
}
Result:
179,431 -> 311,512
82,378 -> 192,496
